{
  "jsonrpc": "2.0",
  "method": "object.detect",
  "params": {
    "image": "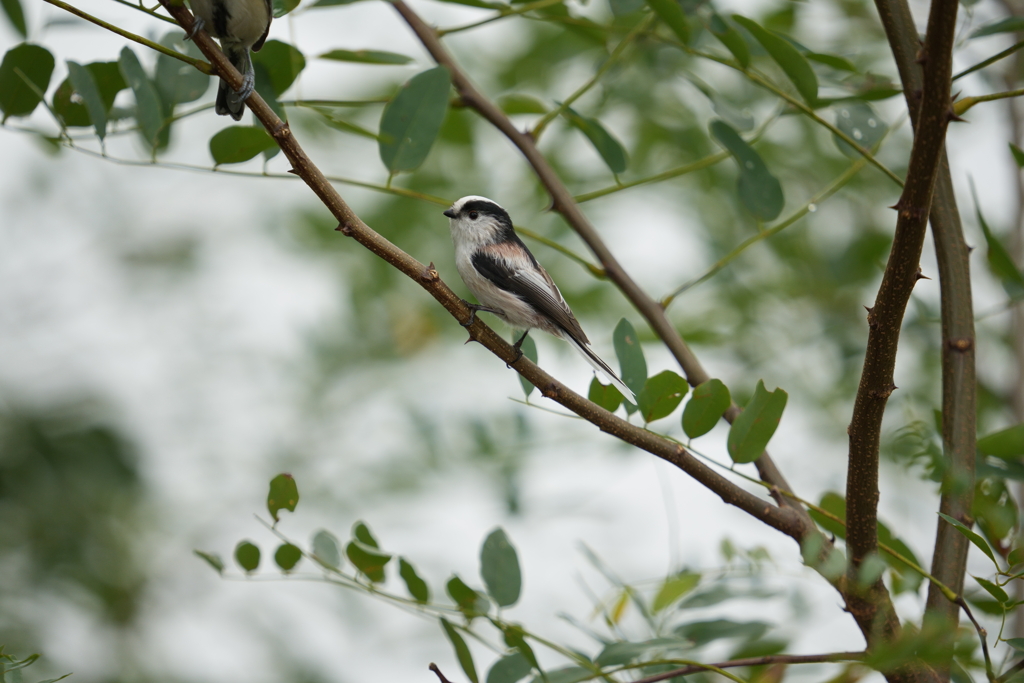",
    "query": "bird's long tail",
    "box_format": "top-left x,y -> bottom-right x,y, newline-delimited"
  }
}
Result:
561,332 -> 637,404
